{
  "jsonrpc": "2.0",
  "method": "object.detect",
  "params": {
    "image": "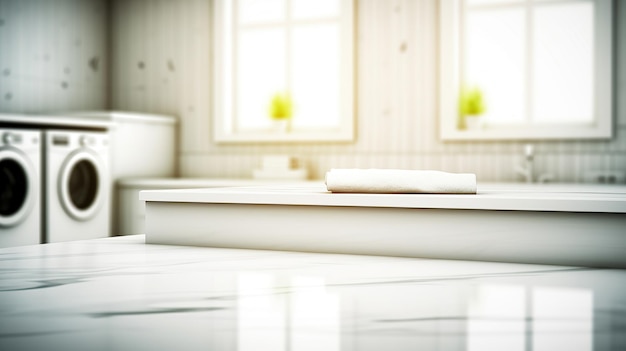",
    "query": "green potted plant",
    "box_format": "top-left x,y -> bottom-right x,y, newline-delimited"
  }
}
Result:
269,92 -> 293,132
459,86 -> 486,130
